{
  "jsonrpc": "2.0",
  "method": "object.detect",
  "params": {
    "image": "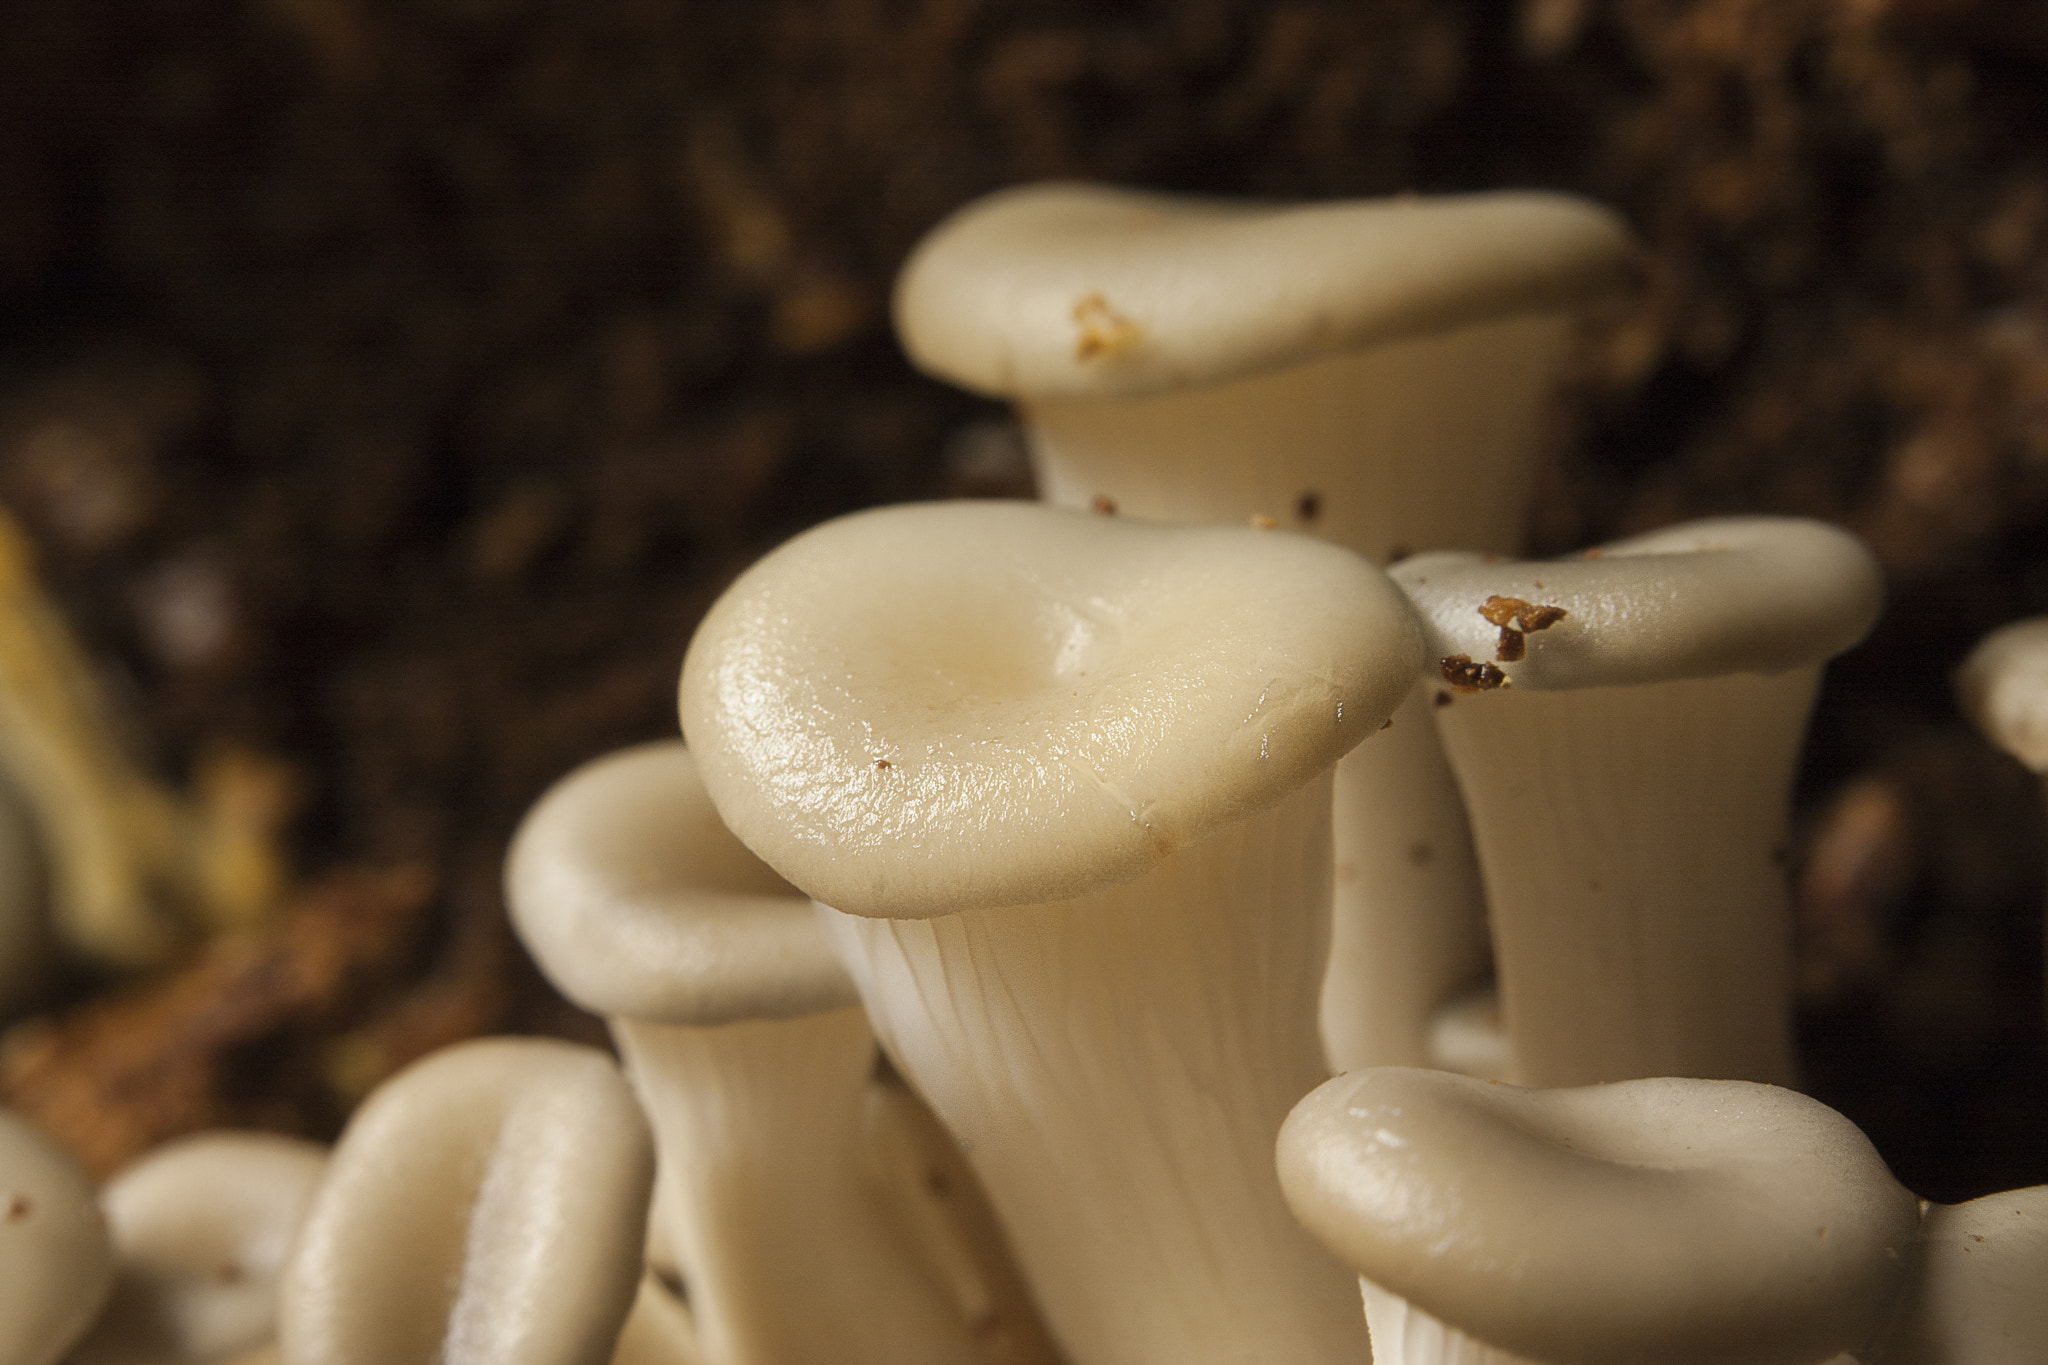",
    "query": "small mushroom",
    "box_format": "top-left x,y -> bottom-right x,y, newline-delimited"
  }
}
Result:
506,739 -> 1004,1365
275,1037 -> 654,1365
1276,1068 -> 1922,1365
892,180 -> 1639,1077
68,1130 -> 328,1365
681,501 -> 1424,1365
1953,617 -> 2048,1025
1,1106 -> 114,1365
1392,516 -> 1884,1087
1874,1185 -> 2048,1364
